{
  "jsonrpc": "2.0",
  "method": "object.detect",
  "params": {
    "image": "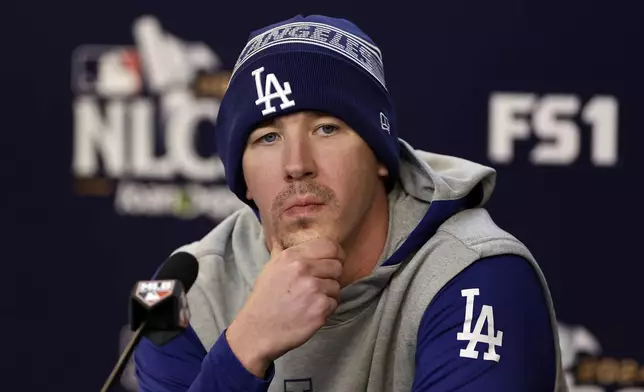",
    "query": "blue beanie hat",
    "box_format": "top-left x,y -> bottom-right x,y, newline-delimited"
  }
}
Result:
215,14 -> 400,206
